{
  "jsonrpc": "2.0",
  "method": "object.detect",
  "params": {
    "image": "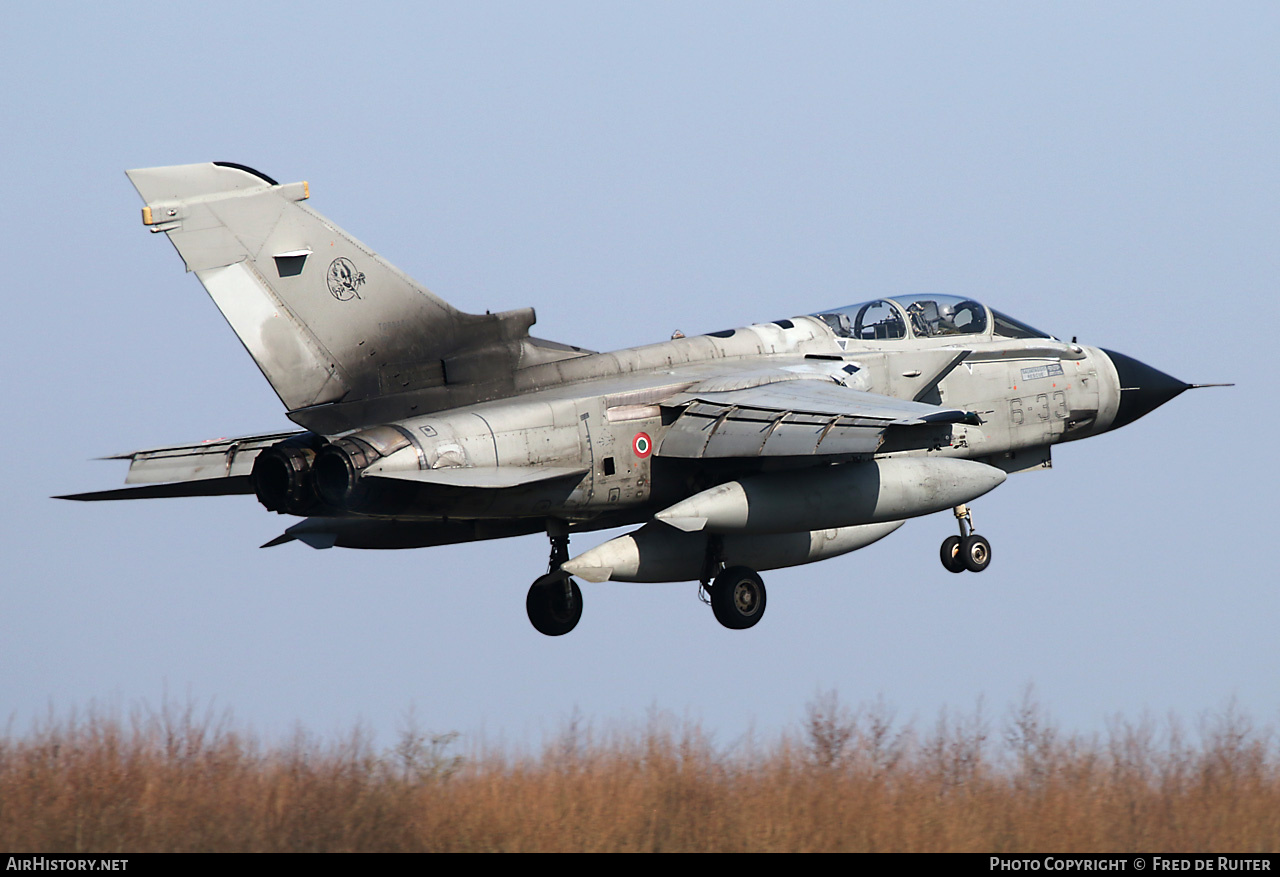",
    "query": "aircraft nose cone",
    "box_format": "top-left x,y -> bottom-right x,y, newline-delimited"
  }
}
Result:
1102,349 -> 1191,429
